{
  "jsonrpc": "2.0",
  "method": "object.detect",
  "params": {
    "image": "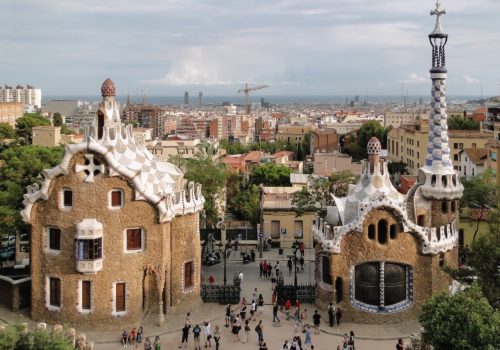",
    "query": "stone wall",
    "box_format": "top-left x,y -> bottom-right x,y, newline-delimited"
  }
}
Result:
317,209 -> 453,324
29,152 -> 200,330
